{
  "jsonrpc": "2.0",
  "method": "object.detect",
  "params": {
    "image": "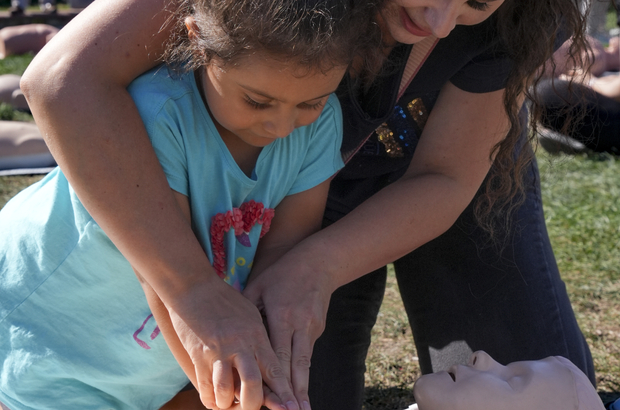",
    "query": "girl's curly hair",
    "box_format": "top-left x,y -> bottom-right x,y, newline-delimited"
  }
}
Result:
162,0 -> 384,74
